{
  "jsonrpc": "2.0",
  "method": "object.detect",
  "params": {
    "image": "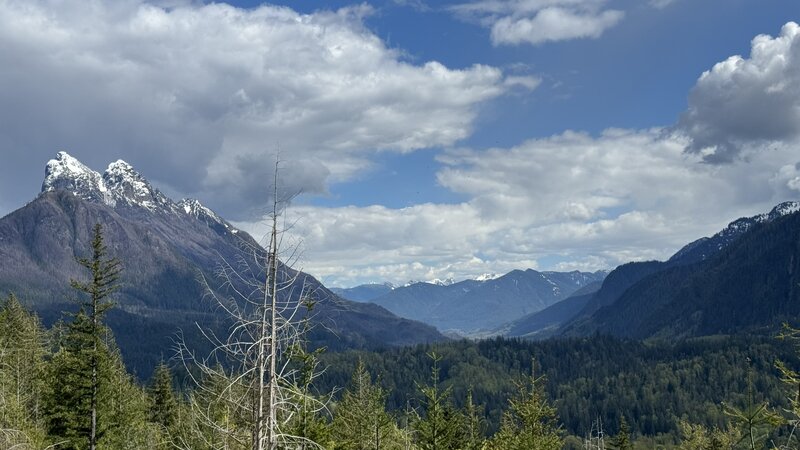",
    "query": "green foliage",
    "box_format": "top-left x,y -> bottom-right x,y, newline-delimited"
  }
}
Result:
319,335 -> 796,439
461,389 -> 486,450
484,374 -> 562,450
412,352 -> 466,450
149,362 -> 179,431
678,421 -> 740,450
722,359 -> 783,450
331,360 -> 405,450
609,416 -> 633,450
0,293 -> 49,448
